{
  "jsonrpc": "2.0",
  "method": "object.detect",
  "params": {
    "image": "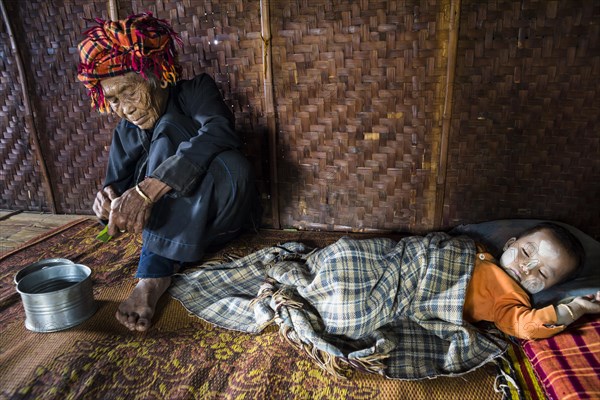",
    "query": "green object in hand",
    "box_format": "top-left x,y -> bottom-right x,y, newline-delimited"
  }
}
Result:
96,225 -> 112,243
